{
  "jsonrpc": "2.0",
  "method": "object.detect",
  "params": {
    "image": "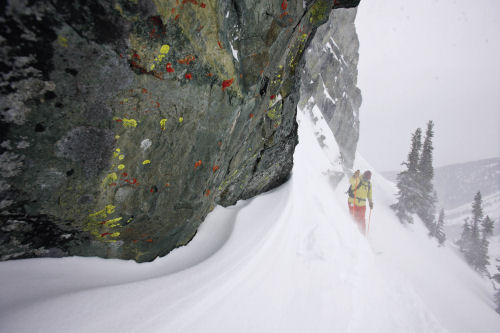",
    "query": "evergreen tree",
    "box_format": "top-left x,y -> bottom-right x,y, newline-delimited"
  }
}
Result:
482,215 -> 494,238
458,218 -> 473,263
416,121 -> 437,229
432,208 -> 446,246
458,191 -> 490,273
391,128 -> 422,223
